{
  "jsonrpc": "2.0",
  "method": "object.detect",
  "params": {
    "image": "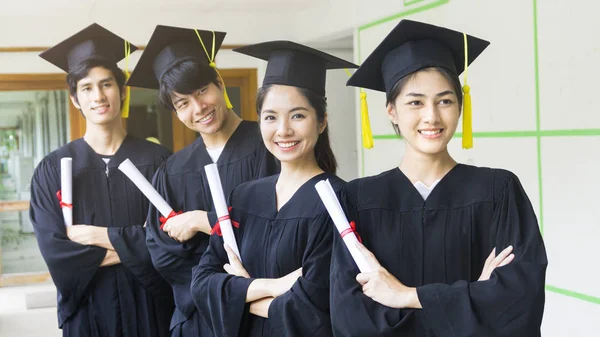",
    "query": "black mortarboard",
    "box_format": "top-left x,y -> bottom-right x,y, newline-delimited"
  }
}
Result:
39,23 -> 137,73
126,25 -> 226,90
347,19 -> 489,95
233,40 -> 357,96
